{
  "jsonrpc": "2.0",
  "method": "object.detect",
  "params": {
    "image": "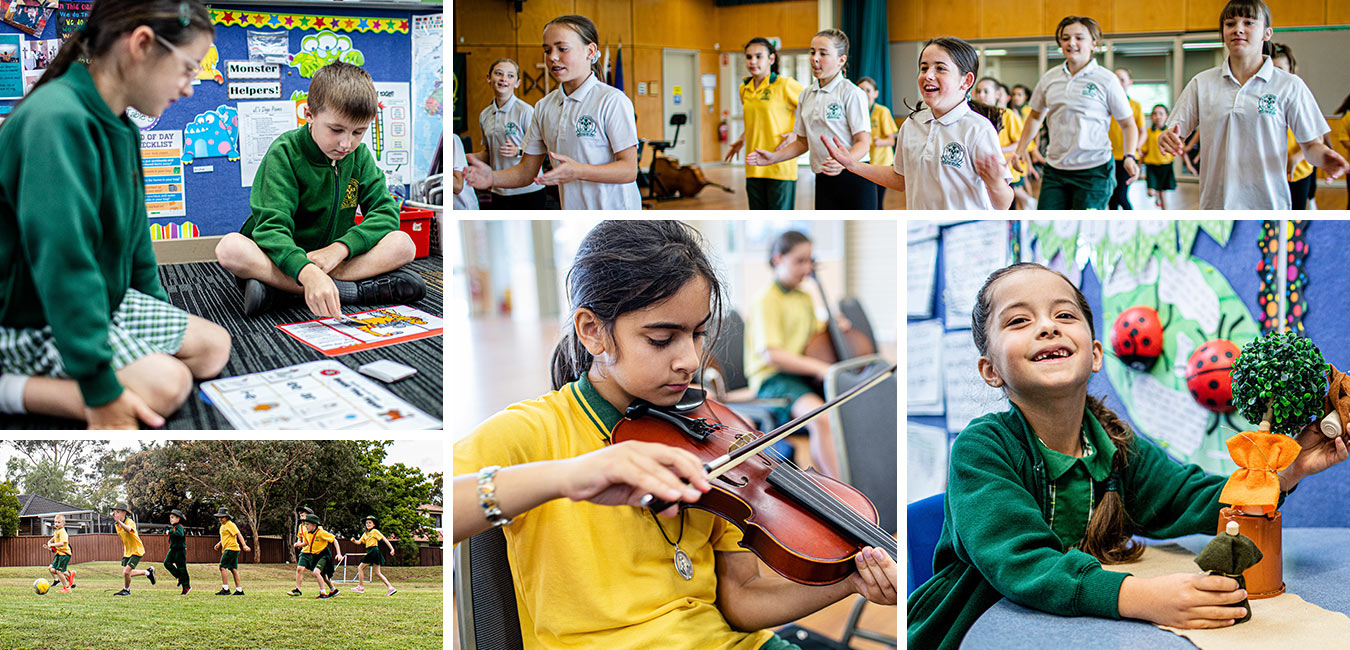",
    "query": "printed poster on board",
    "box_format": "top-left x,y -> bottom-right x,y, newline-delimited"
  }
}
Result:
140,130 -> 186,218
